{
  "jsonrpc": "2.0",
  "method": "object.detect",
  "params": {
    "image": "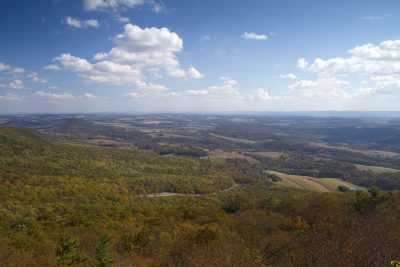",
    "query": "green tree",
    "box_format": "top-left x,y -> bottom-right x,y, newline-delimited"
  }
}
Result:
221,194 -> 242,213
56,233 -> 85,266
93,235 -> 114,267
